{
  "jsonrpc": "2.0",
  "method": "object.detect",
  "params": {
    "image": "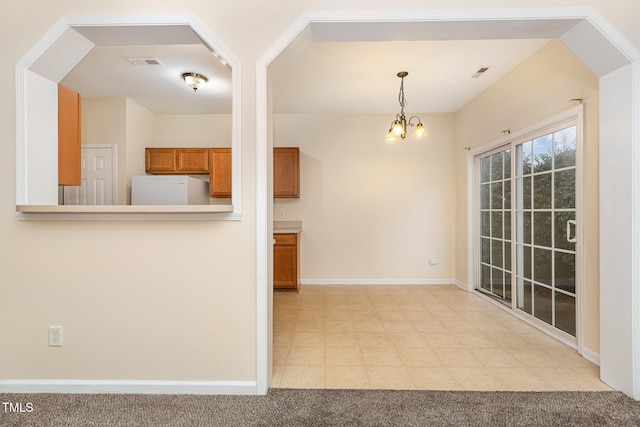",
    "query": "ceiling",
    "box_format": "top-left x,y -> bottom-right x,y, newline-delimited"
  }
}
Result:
272,39 -> 550,114
61,43 -> 232,115
59,26 -> 550,116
